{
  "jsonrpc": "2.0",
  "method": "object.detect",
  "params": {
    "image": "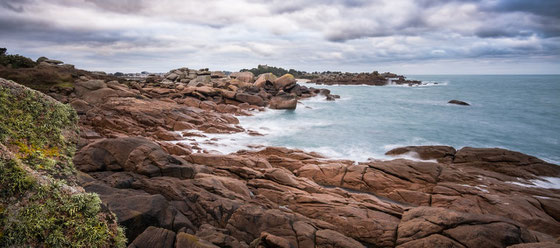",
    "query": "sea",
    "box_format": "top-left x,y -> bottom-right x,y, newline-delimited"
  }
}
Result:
185,75 -> 560,165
